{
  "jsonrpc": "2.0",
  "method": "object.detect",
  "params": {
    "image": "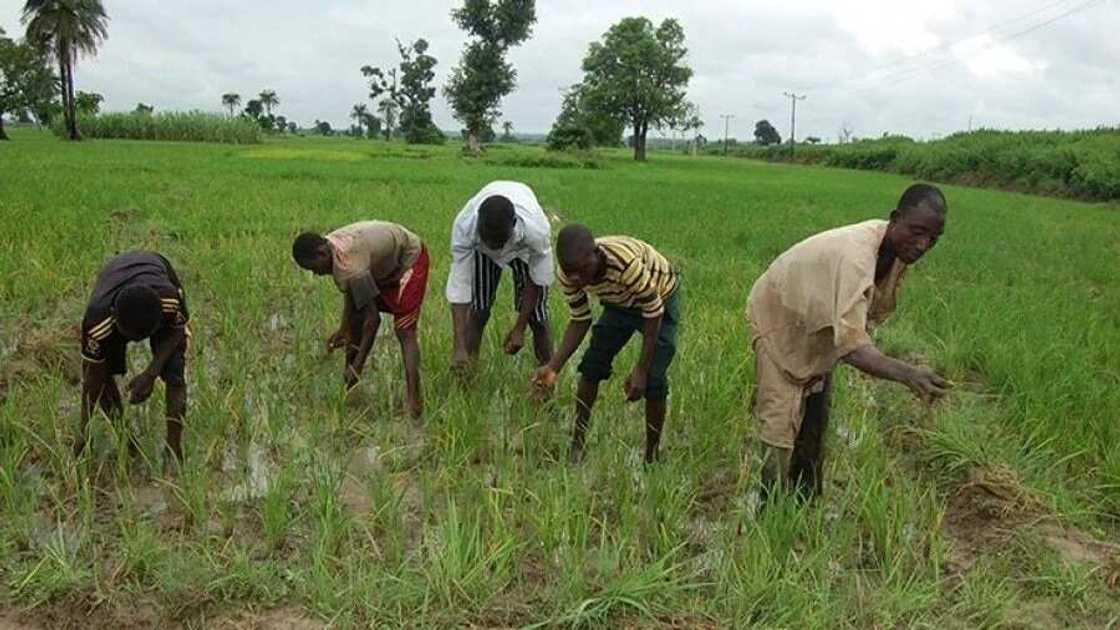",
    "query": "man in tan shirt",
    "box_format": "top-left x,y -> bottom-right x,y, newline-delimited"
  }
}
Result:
292,221 -> 429,417
747,183 -> 951,501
